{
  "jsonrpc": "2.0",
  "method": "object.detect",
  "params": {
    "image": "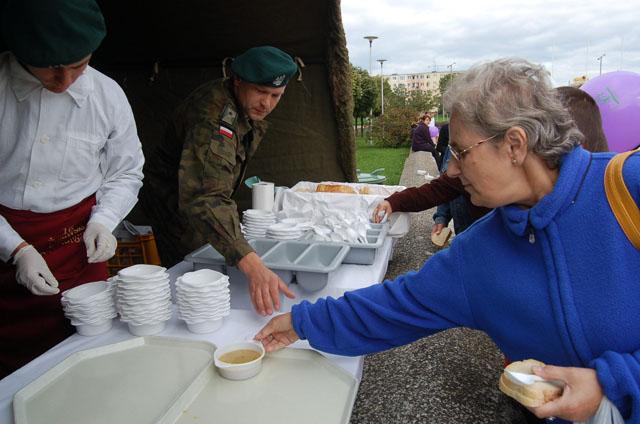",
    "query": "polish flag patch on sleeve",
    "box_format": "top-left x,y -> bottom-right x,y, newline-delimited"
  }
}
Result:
219,125 -> 234,139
